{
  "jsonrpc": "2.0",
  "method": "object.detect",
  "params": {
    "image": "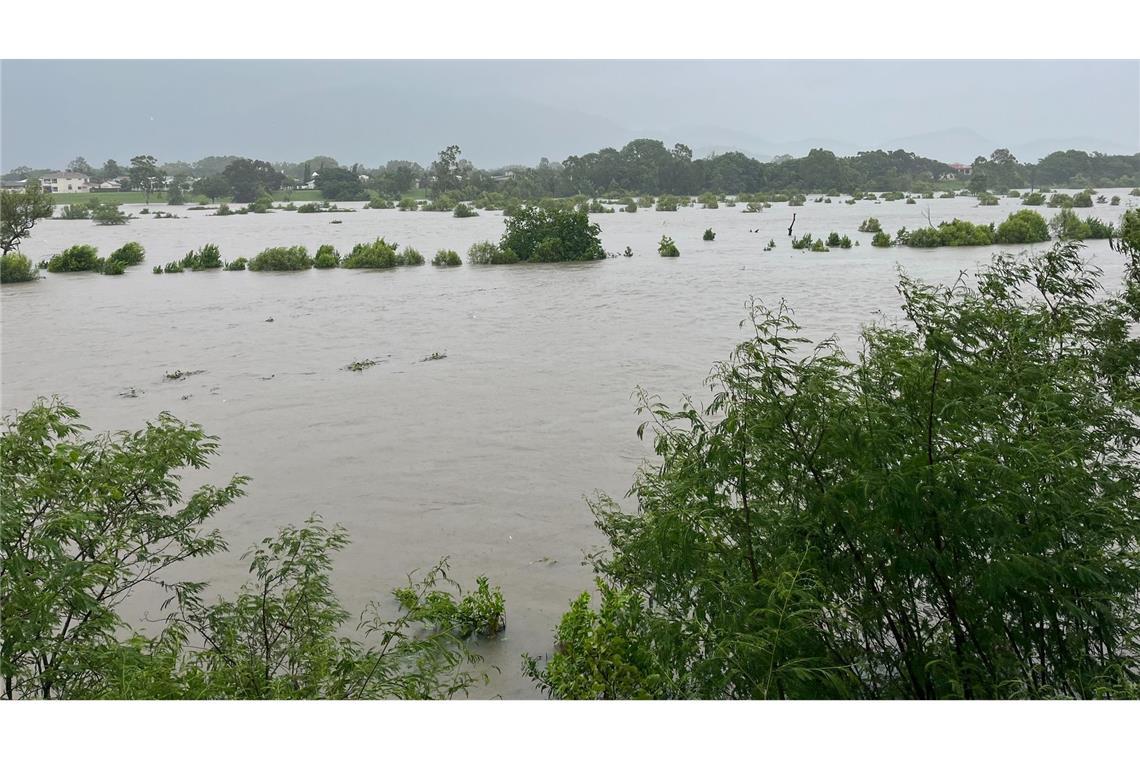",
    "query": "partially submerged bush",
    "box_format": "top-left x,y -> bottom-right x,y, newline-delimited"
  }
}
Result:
248,246 -> 313,271
871,231 -> 892,247
91,202 -> 130,226
108,241 -> 145,266
500,206 -> 604,263
703,228 -> 716,241
1021,192 -> 1046,206
101,259 -> 126,276
432,249 -> 463,267
900,219 -> 995,247
396,247 -> 425,266
658,235 -> 679,257
1,253 -> 37,283
224,257 -> 248,271
994,210 -> 1050,244
365,196 -> 394,210
467,241 -> 516,265
453,203 -> 478,218
313,245 -> 340,269
342,238 -> 398,269
858,217 -> 882,233
180,243 -> 223,271
47,244 -> 101,272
